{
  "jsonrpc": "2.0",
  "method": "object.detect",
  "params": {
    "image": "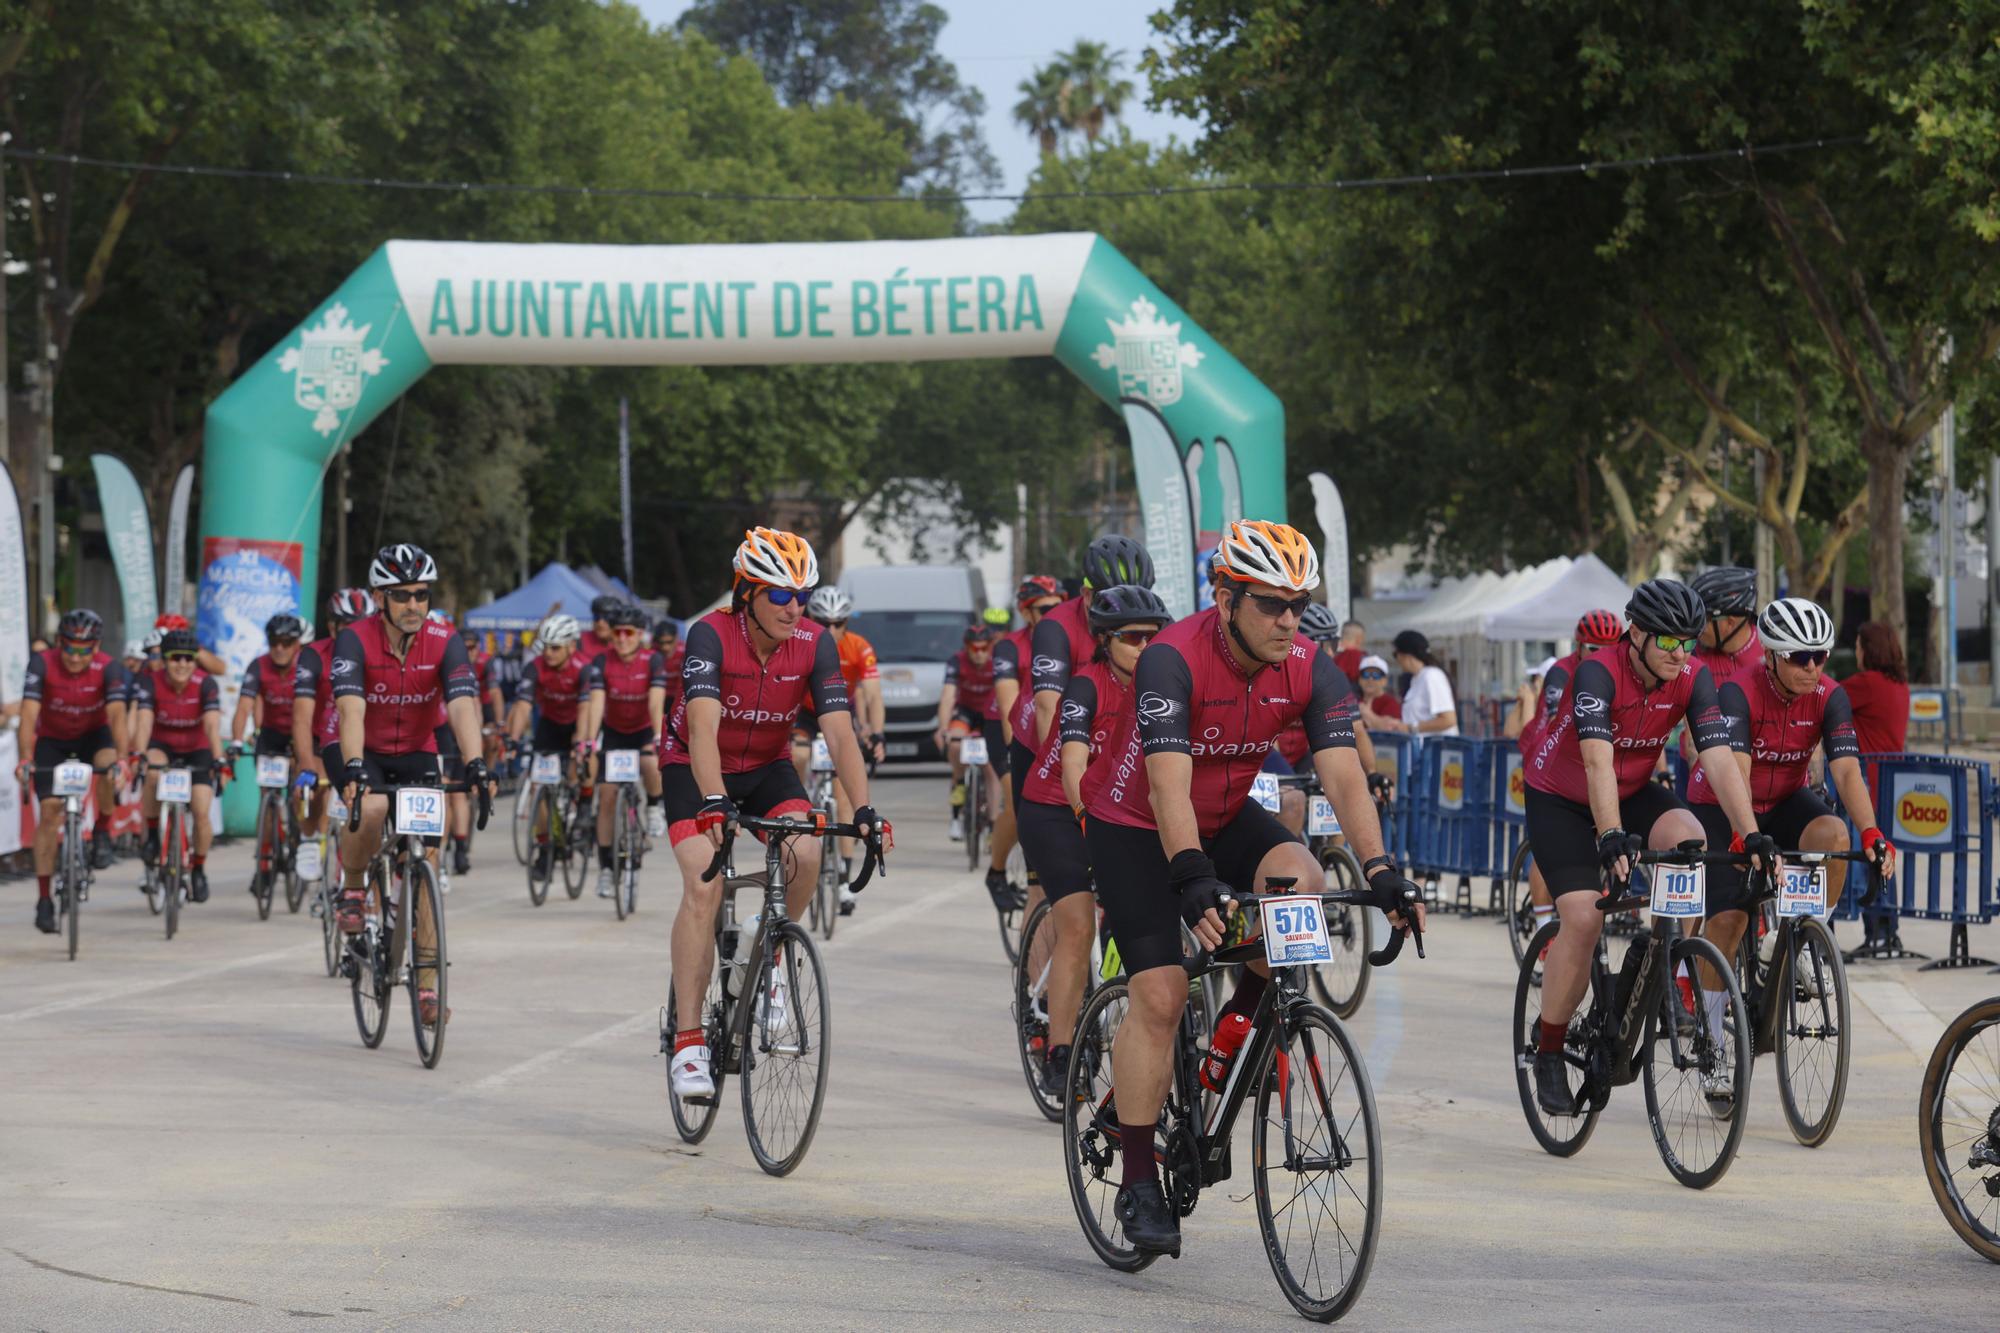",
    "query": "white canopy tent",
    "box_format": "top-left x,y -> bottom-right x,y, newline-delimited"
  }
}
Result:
1481,553 -> 1633,639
